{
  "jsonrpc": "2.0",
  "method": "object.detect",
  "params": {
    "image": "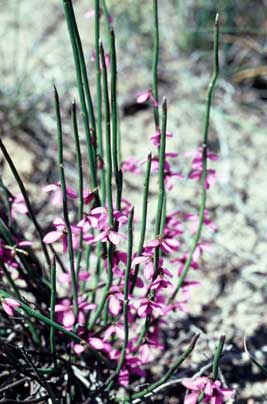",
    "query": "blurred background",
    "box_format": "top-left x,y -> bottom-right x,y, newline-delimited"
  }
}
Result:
1,1 -> 267,401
